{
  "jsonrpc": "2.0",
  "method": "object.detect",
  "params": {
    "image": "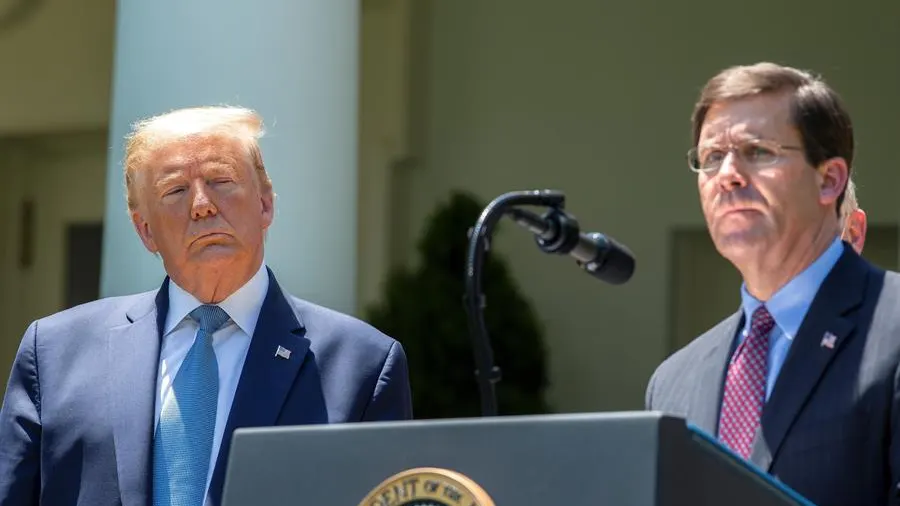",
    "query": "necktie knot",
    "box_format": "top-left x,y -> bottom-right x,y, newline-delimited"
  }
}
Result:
190,305 -> 230,335
748,305 -> 775,343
